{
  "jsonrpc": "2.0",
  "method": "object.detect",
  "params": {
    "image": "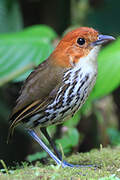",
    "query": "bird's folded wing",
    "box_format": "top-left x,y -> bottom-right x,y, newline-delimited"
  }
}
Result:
9,98 -> 49,128
8,84 -> 60,143
8,59 -> 65,141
